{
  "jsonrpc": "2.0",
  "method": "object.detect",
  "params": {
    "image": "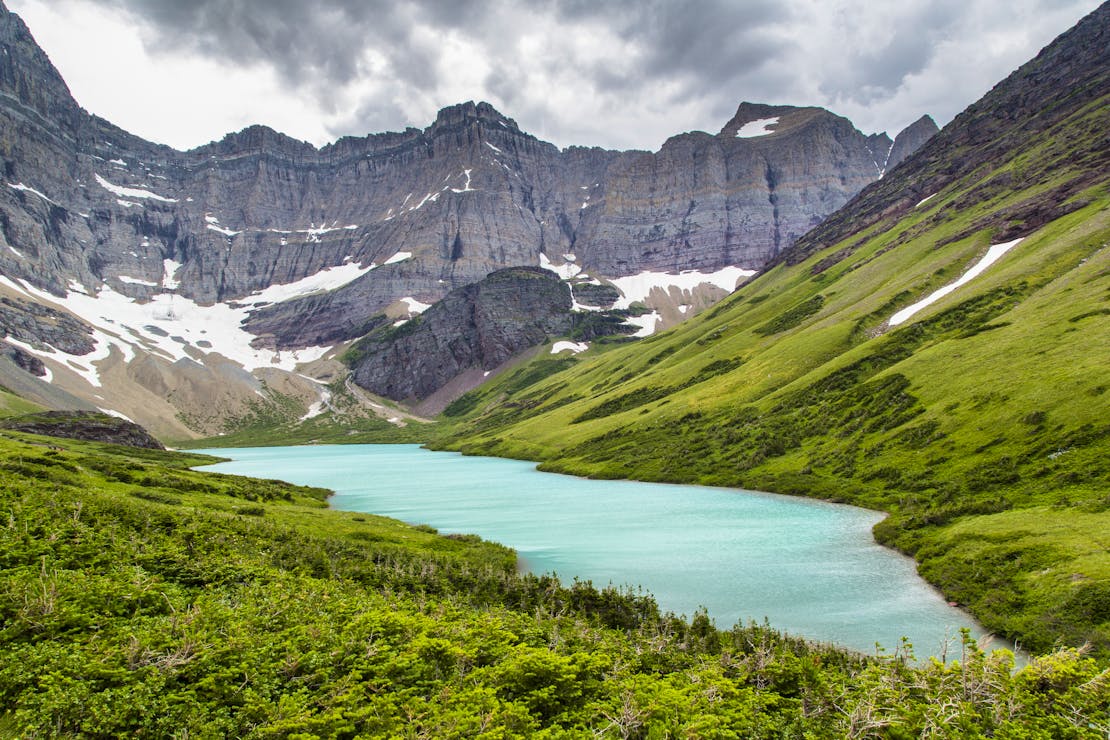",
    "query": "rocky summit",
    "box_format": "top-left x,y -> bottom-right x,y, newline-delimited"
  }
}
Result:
0,0 -> 934,438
